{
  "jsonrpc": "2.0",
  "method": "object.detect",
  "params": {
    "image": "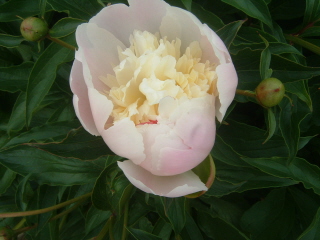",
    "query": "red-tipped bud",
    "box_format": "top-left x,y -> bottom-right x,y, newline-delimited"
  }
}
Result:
255,78 -> 285,108
20,17 -> 49,42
